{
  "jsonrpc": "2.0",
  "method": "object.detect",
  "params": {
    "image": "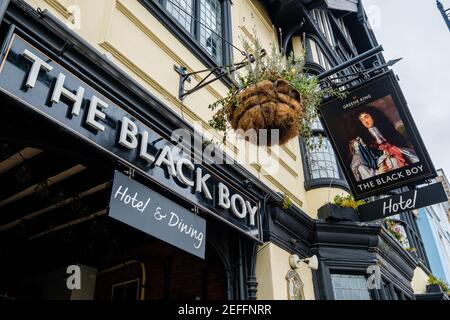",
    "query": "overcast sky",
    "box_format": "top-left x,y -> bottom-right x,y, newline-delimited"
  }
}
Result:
362,0 -> 450,176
